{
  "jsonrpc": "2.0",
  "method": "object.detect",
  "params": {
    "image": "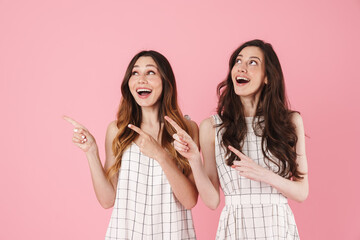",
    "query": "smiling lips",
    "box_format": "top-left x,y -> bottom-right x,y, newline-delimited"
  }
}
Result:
235,76 -> 250,85
136,88 -> 152,98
